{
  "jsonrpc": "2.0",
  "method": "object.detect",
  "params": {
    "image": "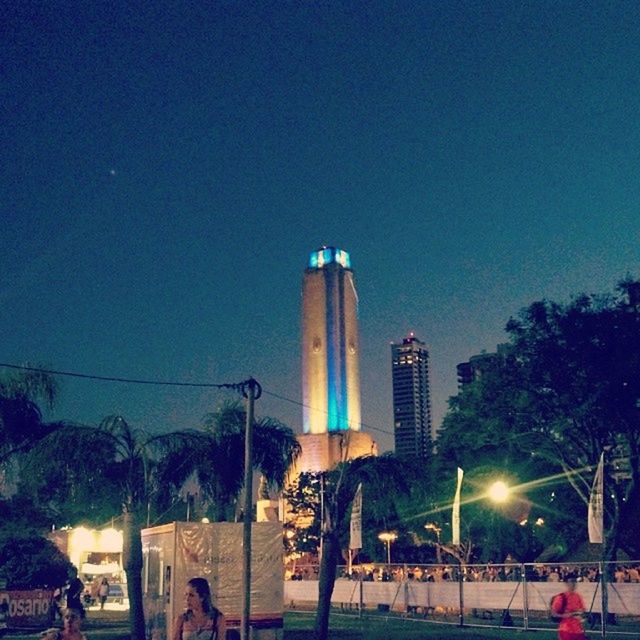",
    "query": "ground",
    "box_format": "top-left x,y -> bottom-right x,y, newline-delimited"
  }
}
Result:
4,609 -> 559,640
